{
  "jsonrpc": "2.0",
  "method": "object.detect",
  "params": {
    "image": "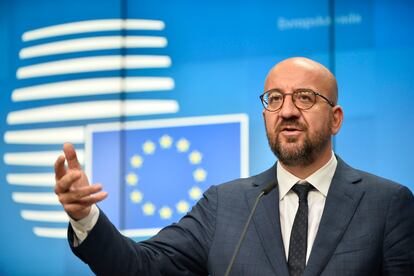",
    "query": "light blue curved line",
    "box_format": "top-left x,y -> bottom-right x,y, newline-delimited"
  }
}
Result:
23,19 -> 165,42
12,77 -> 175,102
21,210 -> 68,222
12,192 -> 60,205
6,99 -> 179,125
20,36 -> 168,59
16,55 -> 171,79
